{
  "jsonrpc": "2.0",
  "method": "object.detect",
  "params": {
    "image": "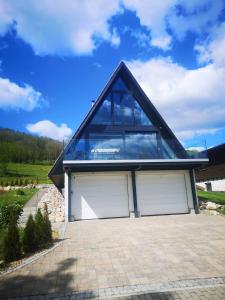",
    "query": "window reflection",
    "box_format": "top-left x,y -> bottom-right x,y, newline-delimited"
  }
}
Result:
91,98 -> 111,125
88,133 -> 123,160
134,101 -> 151,126
125,133 -> 158,159
123,94 -> 133,125
113,93 -> 122,125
